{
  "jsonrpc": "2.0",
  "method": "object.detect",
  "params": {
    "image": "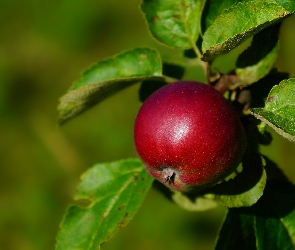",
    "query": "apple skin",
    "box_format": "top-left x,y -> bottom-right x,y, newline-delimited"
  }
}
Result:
134,81 -> 247,192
